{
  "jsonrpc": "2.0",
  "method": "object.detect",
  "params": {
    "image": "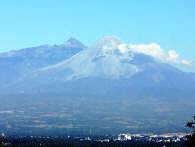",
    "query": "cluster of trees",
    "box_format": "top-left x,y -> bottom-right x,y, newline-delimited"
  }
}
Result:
0,136 -> 6,147
186,115 -> 195,147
